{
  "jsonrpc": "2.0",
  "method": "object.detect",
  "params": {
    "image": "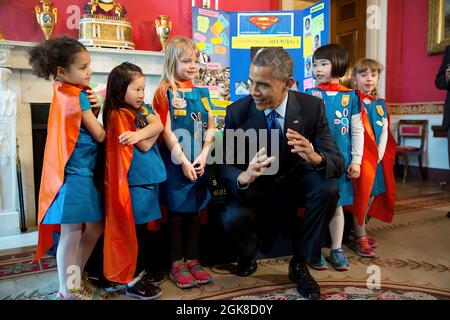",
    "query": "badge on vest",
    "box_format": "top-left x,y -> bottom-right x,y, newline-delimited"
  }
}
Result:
171,96 -> 187,109
173,109 -> 187,117
201,97 -> 211,112
312,91 -> 323,99
376,120 -> 383,127
341,94 -> 350,107
376,104 -> 385,117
